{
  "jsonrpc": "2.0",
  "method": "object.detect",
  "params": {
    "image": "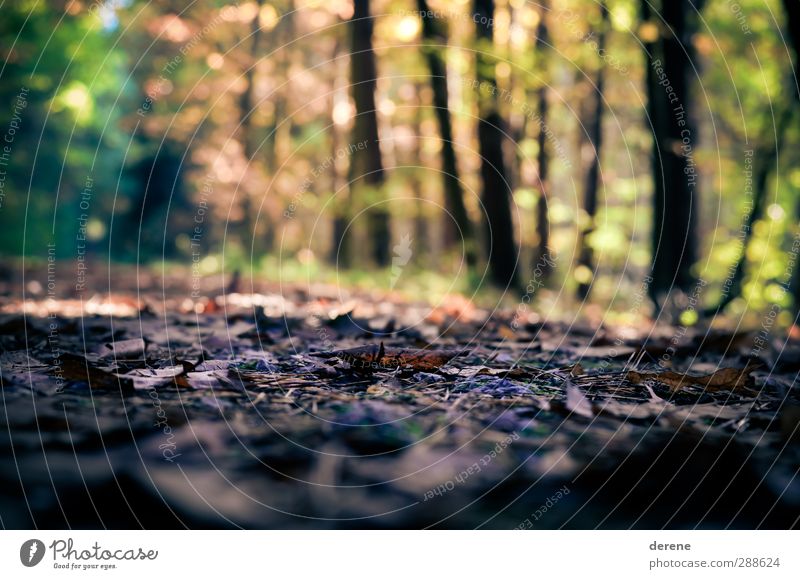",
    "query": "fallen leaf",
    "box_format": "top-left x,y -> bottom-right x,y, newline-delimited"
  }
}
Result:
566,380 -> 594,418
314,342 -> 460,372
57,353 -> 134,391
627,363 -> 759,394
581,345 -> 637,359
124,365 -> 185,390
101,338 -> 145,359
498,325 -> 517,340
